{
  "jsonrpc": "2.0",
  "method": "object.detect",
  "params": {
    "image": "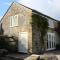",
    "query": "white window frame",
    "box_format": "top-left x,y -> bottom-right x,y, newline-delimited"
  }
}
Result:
46,32 -> 56,50
14,15 -> 18,26
10,15 -> 18,27
48,19 -> 54,28
10,16 -> 13,27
